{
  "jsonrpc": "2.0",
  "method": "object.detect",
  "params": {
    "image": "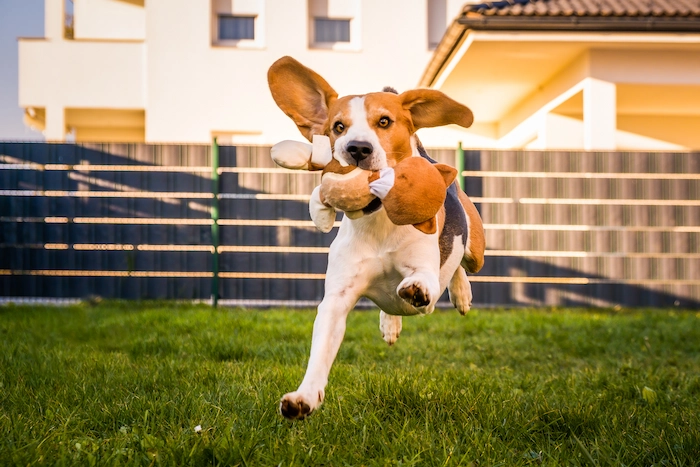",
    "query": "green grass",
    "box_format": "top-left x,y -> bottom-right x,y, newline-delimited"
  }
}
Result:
1,303 -> 700,466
